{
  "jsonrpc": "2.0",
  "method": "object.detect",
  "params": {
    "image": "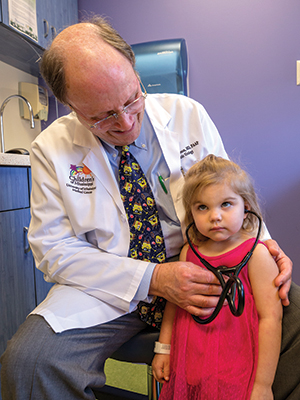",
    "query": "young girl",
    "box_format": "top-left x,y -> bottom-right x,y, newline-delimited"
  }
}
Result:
152,155 -> 282,400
